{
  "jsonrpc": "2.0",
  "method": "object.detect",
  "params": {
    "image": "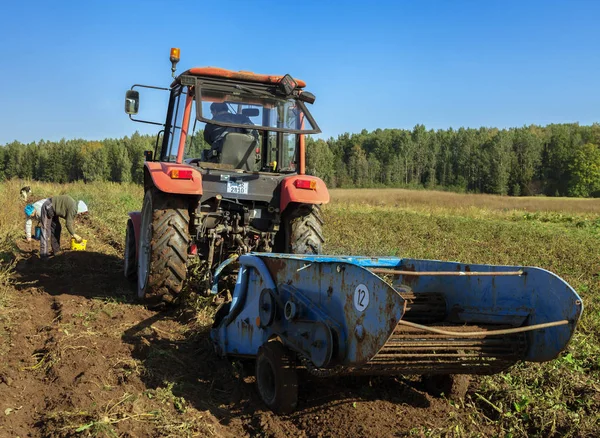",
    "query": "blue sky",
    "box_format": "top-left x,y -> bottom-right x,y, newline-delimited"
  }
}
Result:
1,0 -> 598,145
